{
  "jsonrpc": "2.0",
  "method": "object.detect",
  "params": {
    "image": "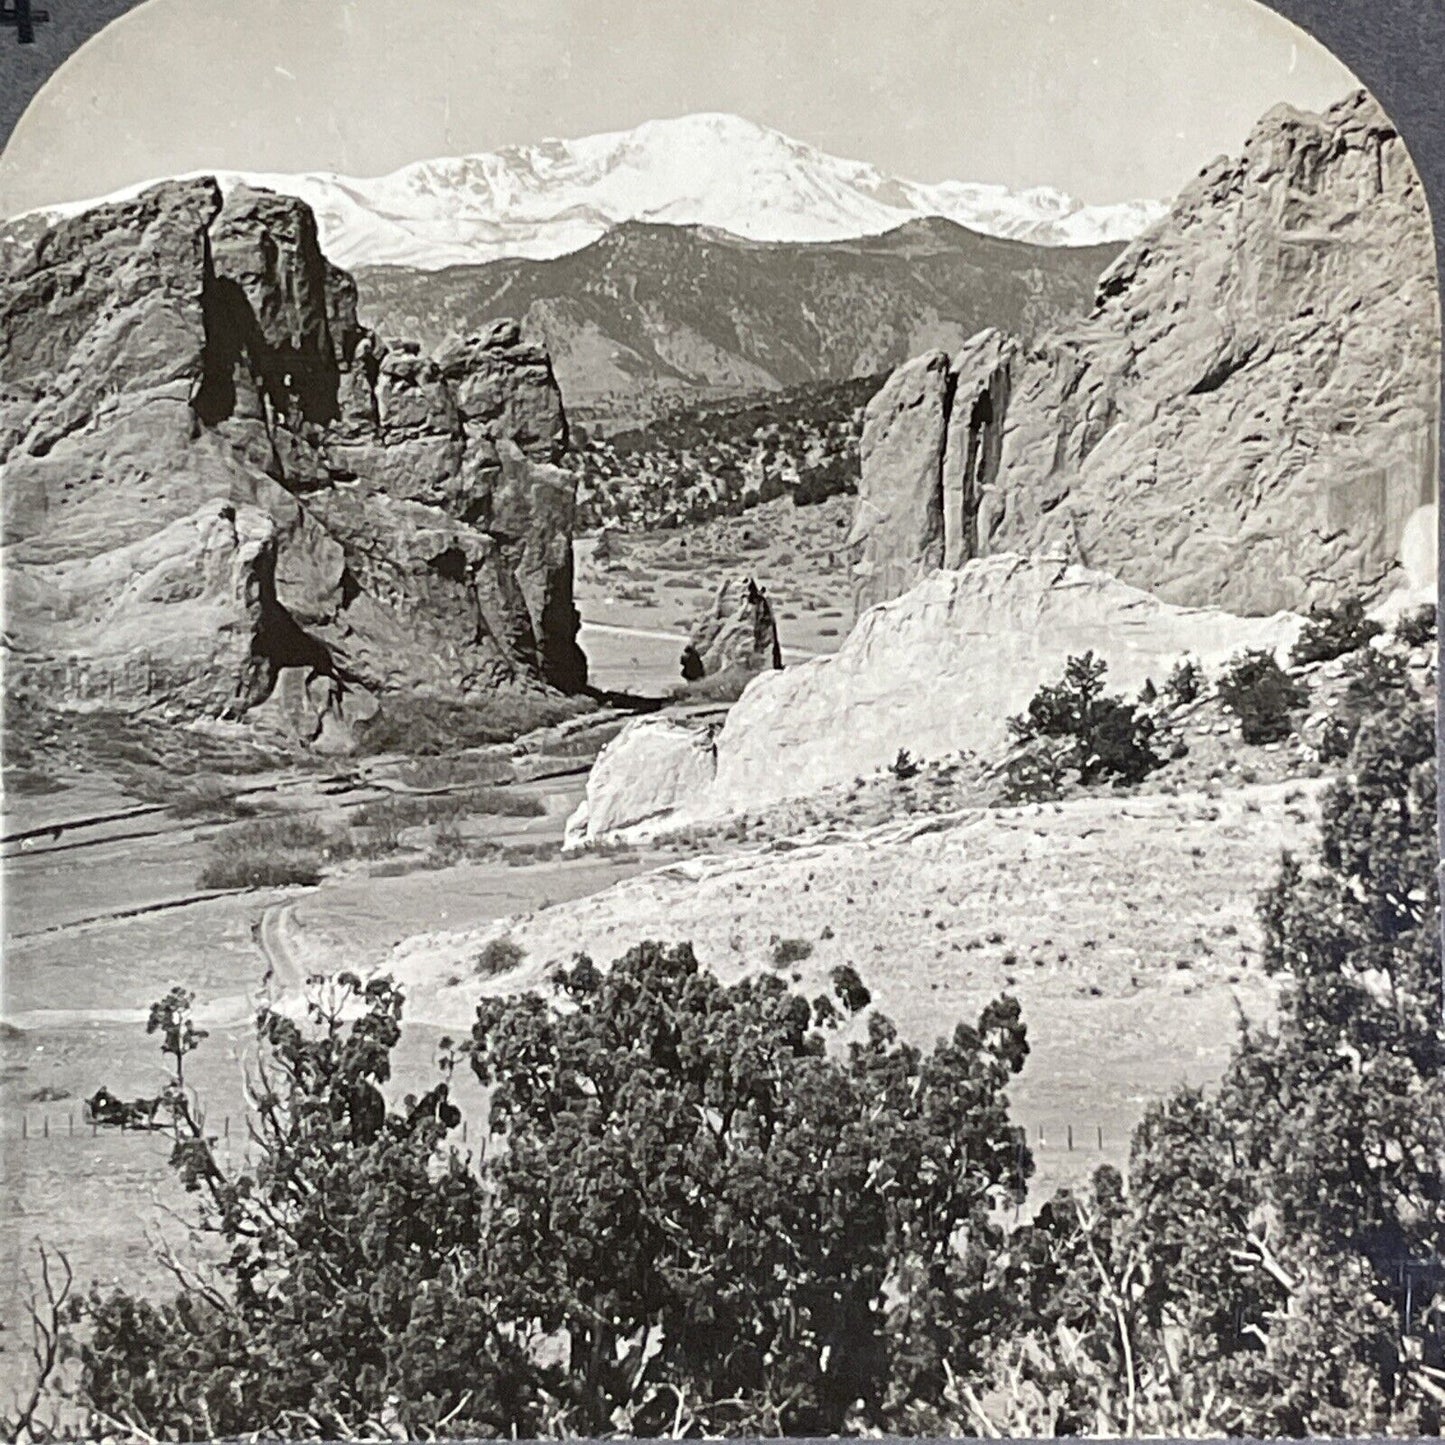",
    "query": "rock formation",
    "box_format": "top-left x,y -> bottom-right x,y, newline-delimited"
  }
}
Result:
563,716 -> 718,850
1,178 -> 586,743
565,552 -> 1306,844
850,90 -> 1439,618
680,576 -> 782,680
